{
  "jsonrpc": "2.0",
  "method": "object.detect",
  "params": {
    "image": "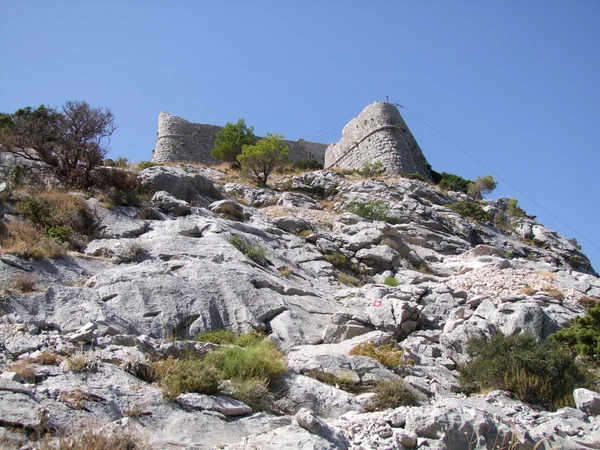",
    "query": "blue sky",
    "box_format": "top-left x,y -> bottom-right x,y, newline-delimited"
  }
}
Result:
2,1 -> 599,271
